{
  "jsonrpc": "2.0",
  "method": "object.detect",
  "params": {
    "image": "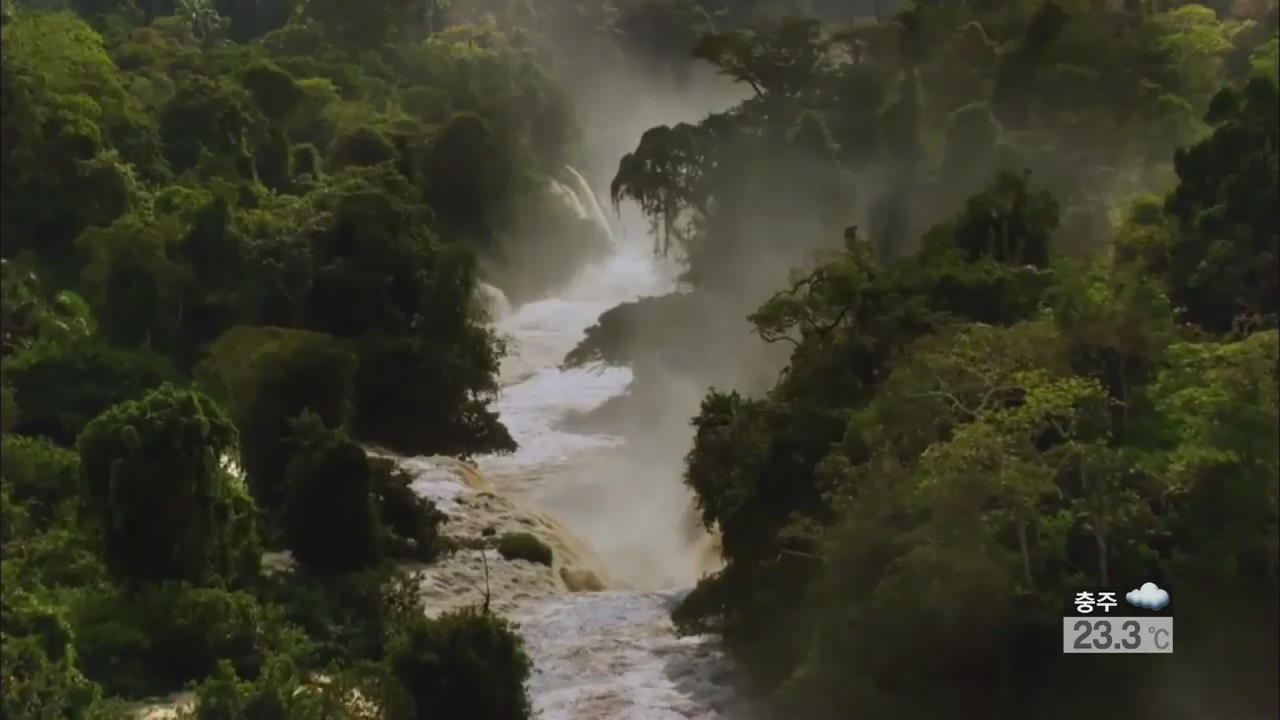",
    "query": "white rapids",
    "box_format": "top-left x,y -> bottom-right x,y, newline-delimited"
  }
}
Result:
515,592 -> 757,720
383,170 -> 759,719
462,180 -> 756,719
